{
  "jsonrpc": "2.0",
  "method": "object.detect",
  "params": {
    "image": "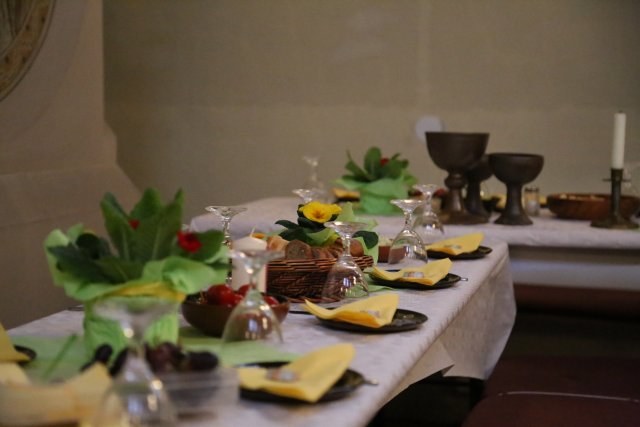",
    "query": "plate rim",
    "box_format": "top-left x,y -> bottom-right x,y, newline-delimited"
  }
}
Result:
317,308 -> 428,333
427,245 -> 492,260
368,272 -> 461,290
239,361 -> 364,404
